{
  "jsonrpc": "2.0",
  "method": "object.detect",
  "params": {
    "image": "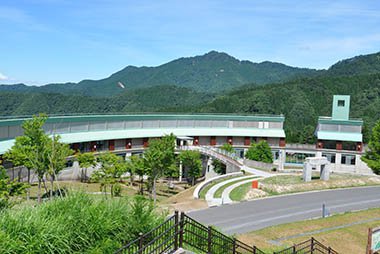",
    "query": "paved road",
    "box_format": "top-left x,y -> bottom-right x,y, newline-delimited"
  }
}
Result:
188,186 -> 380,235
